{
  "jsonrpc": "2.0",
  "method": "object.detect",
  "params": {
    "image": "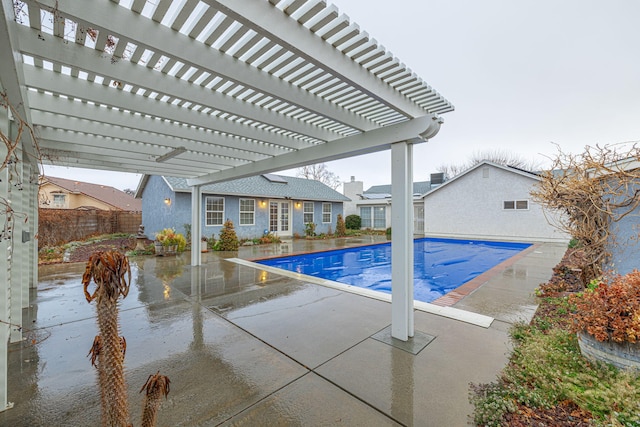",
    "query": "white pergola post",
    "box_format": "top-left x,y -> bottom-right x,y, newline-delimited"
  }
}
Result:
19,158 -> 30,306
0,104 -> 12,412
29,168 -> 38,290
190,185 -> 202,266
390,141 -> 414,341
9,144 -> 22,344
